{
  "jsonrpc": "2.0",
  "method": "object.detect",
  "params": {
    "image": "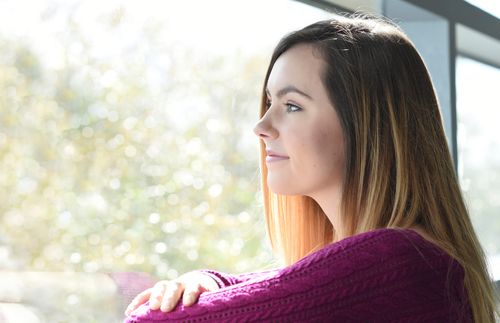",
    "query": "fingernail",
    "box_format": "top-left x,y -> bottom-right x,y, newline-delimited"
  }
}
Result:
161,302 -> 172,312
